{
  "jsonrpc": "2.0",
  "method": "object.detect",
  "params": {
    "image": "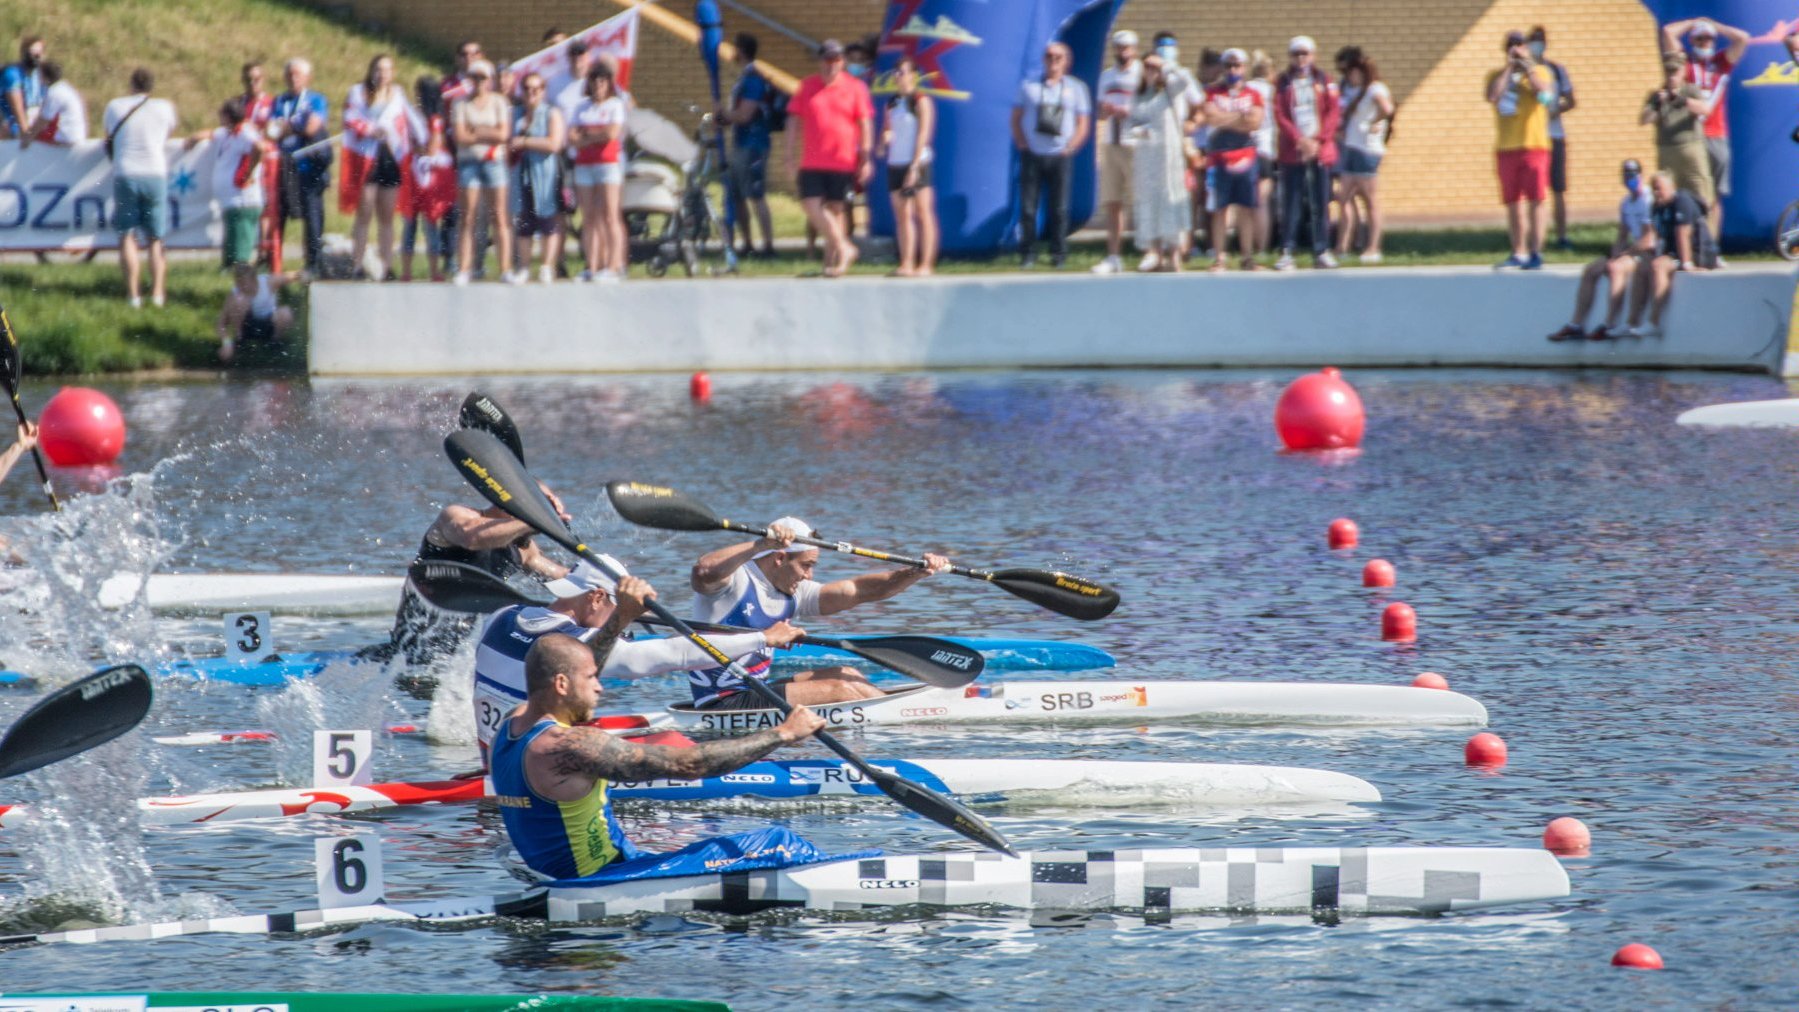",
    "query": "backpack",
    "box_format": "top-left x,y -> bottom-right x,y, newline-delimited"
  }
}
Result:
762,88 -> 789,133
